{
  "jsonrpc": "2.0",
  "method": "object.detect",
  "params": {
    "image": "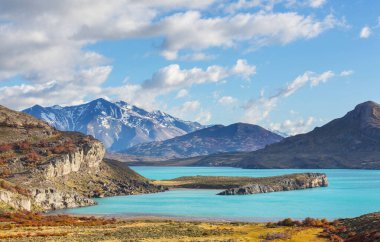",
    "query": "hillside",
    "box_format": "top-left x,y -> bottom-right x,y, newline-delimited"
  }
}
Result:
122,123 -> 283,159
166,101 -> 380,169
0,105 -> 164,212
23,98 -> 203,151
